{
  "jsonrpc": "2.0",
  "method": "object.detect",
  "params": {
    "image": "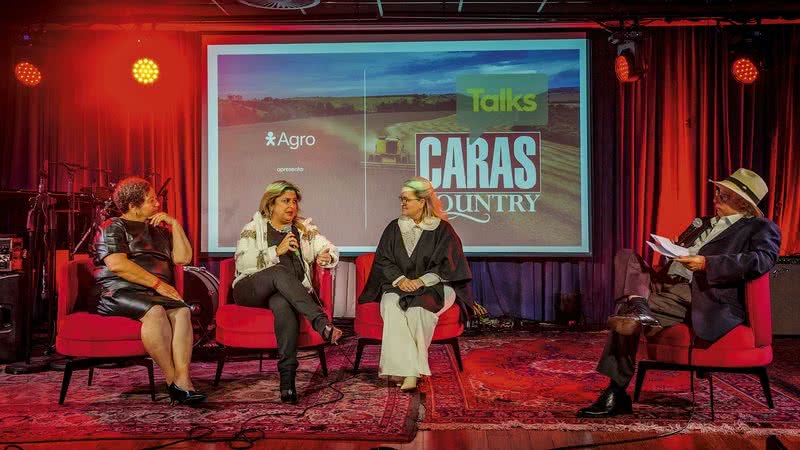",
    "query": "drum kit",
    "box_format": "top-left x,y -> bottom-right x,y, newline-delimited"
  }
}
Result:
23,162 -> 219,353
